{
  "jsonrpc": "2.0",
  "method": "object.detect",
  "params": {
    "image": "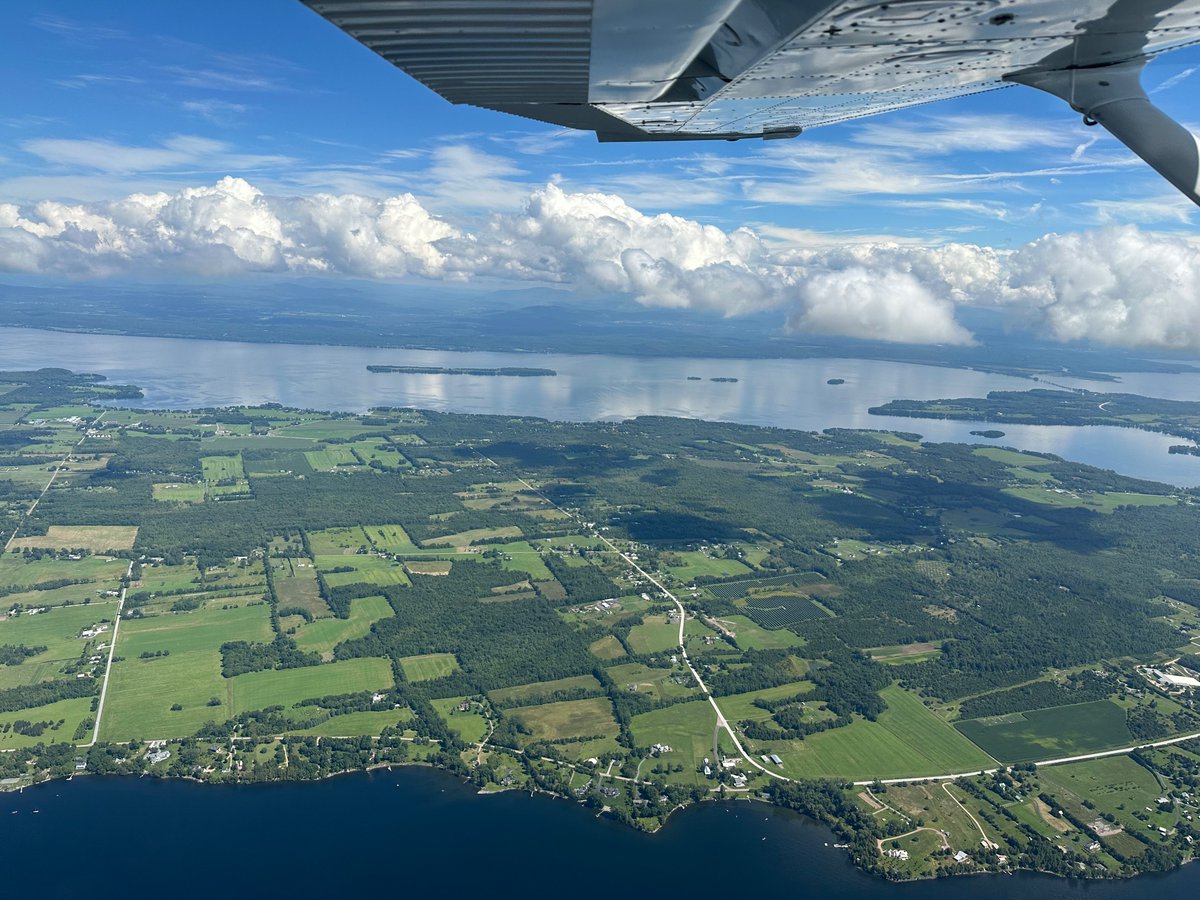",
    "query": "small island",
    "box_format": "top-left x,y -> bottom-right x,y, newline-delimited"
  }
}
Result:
368,365 -> 556,377
1169,444 -> 1200,456
686,376 -> 702,381
709,377 -> 738,383
970,430 -> 1006,438
826,378 -> 845,385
